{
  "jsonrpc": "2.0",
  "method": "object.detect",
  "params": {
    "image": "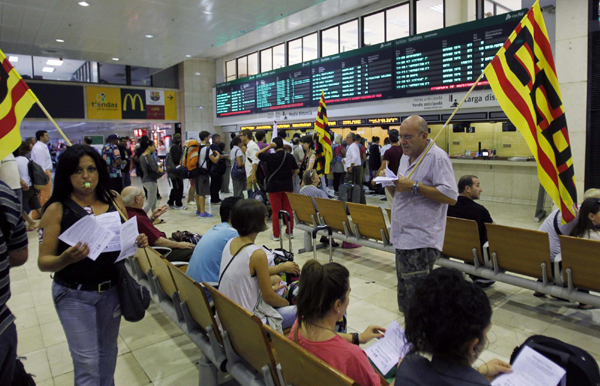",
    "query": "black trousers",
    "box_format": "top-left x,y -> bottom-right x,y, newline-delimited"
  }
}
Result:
333,172 -> 344,192
210,174 -> 223,203
167,178 -> 184,207
165,248 -> 193,262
